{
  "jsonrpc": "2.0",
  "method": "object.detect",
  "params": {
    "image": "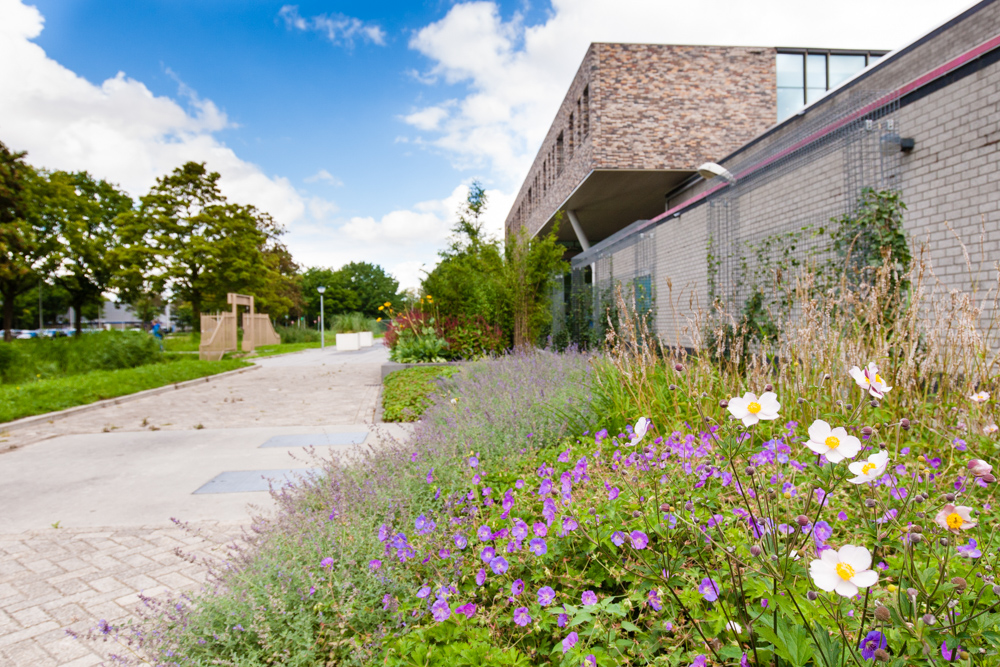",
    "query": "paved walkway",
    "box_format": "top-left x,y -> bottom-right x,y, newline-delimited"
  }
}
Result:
0,343 -> 397,665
